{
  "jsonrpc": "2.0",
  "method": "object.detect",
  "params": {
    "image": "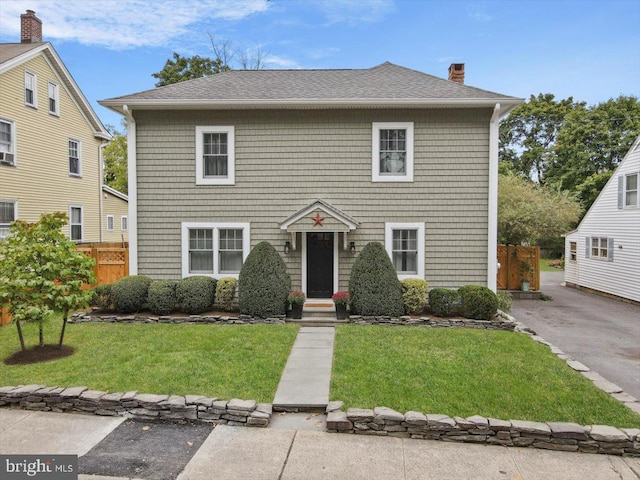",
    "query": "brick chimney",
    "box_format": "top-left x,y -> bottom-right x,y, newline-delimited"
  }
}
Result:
21,10 -> 42,43
448,63 -> 465,84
